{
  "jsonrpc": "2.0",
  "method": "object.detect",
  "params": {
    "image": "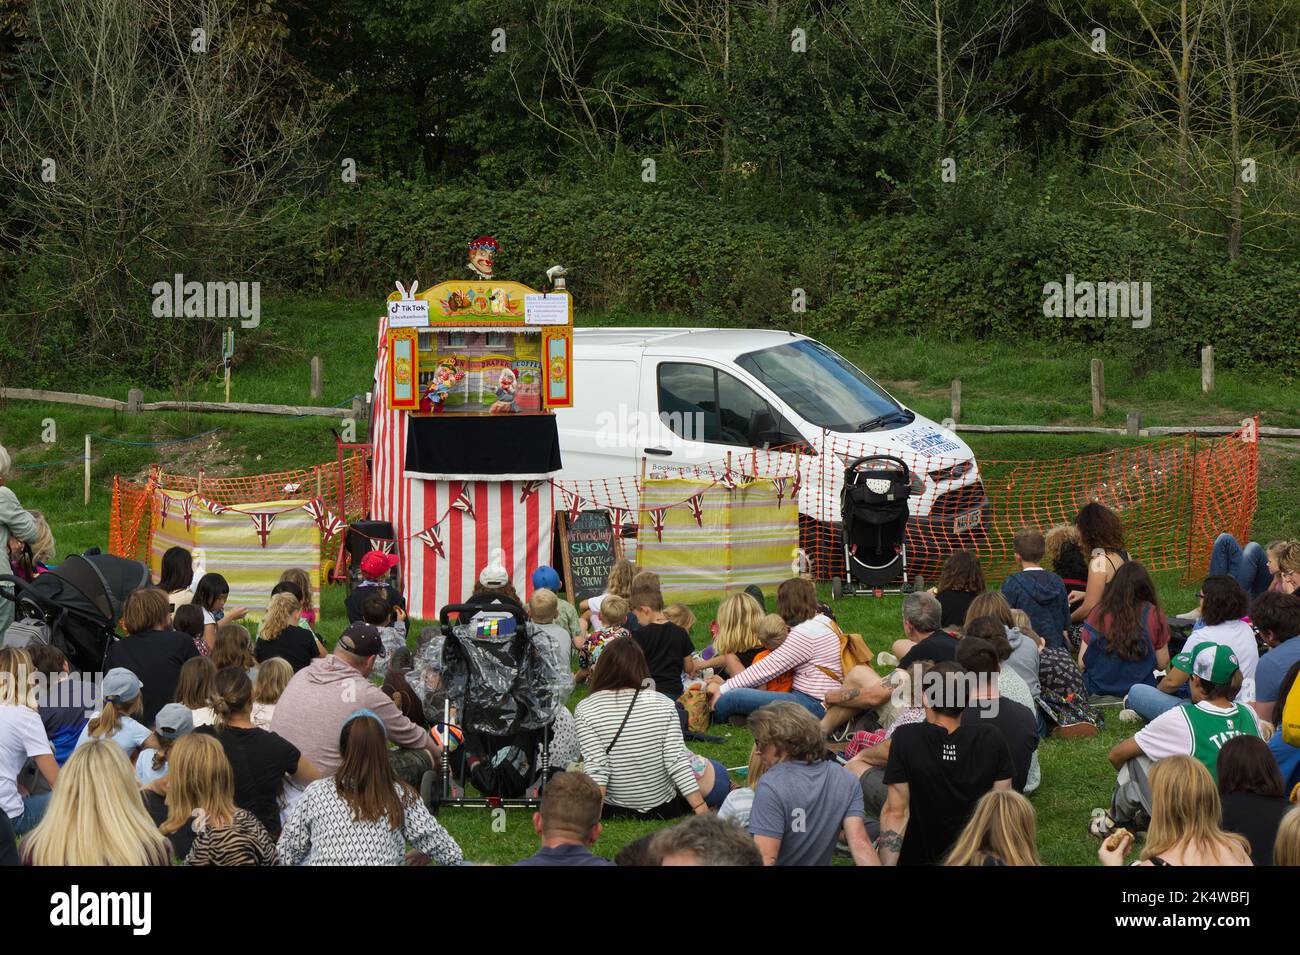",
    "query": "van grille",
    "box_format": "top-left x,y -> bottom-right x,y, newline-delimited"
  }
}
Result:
929,481 -> 987,517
